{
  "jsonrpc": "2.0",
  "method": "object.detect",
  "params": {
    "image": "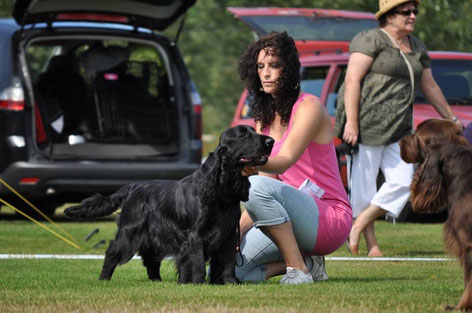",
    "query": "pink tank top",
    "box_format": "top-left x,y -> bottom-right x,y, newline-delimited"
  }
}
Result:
263,93 -> 352,255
